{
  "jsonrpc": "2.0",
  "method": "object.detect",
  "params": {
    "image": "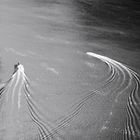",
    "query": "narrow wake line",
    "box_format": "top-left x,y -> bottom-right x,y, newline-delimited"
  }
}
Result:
0,51 -> 139,140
